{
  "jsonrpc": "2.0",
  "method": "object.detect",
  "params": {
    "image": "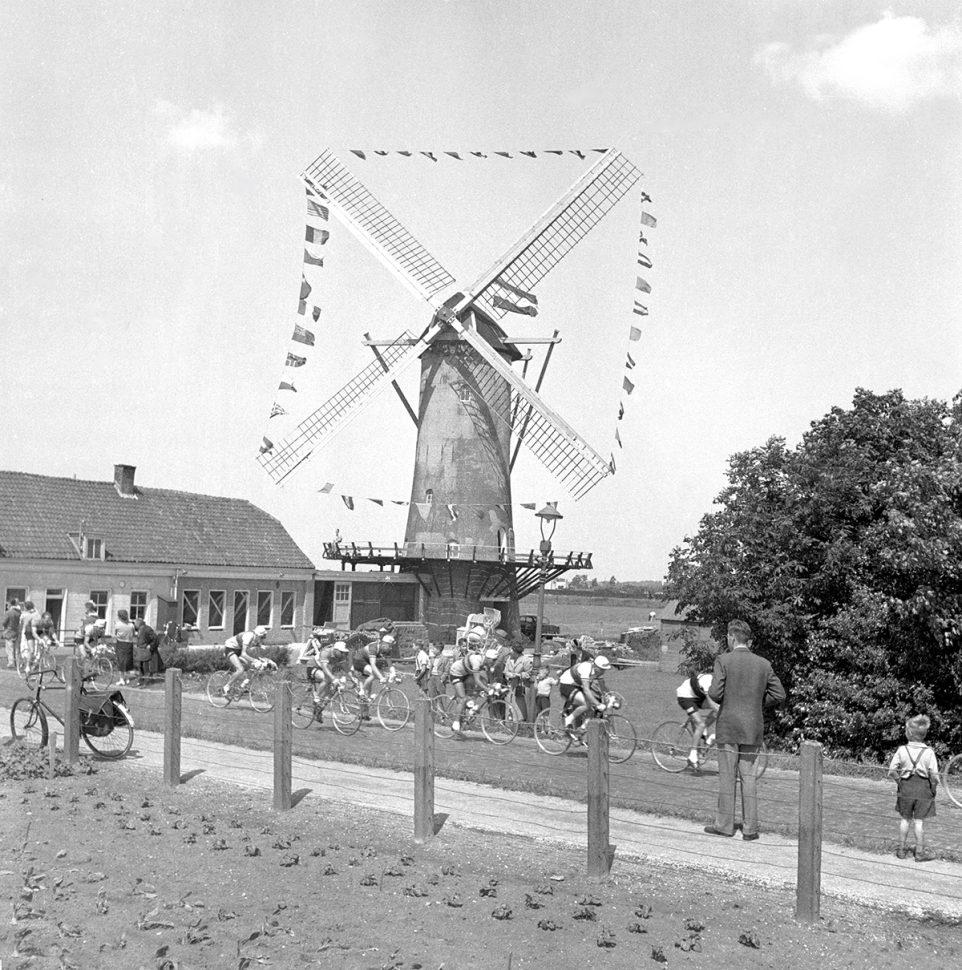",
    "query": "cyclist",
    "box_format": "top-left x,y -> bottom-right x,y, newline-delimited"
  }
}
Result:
80,617 -> 108,660
448,634 -> 488,738
303,631 -> 350,720
28,610 -> 60,673
559,655 -> 612,739
351,633 -> 396,699
676,671 -> 719,770
223,625 -> 269,694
